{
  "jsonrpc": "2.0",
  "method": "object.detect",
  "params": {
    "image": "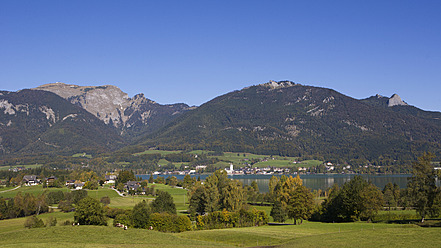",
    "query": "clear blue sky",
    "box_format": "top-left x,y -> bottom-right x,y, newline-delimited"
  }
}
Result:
1,0 -> 440,110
